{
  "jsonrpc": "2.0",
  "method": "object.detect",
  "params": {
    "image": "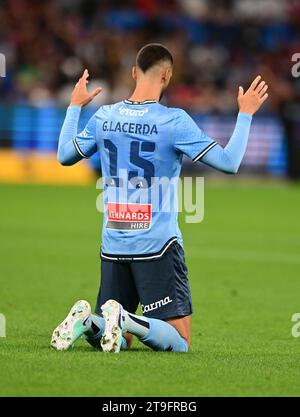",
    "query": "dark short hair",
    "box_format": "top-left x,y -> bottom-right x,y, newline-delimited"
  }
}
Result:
136,43 -> 173,73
